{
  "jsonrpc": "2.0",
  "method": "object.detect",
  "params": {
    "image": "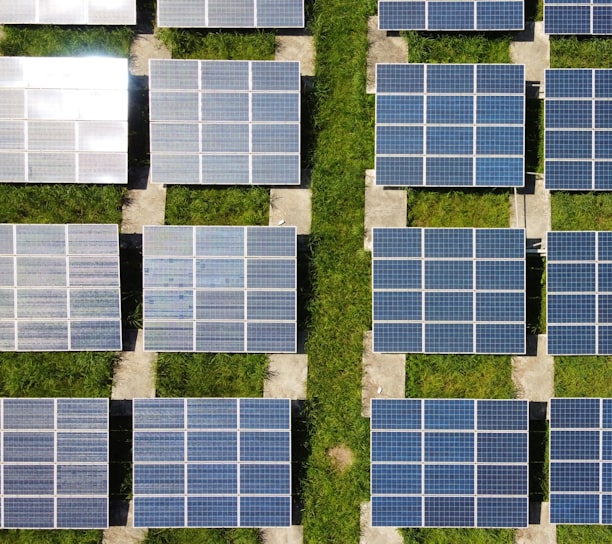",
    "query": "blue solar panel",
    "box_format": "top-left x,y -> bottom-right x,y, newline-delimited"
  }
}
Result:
376,64 -> 524,187
545,69 -> 612,189
372,228 -> 525,354
547,231 -> 612,354
371,399 -> 528,528
545,2 -> 612,34
143,226 -> 296,353
133,398 -> 291,528
378,0 -> 523,30
0,398 -> 108,529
